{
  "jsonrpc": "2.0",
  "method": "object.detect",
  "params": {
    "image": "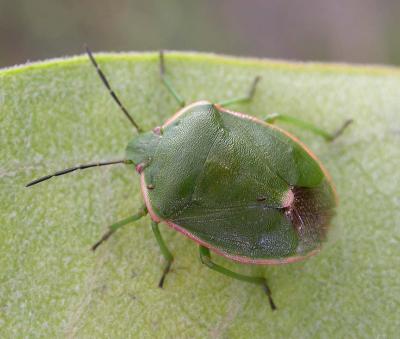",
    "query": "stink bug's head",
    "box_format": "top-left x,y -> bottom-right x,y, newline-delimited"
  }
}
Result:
126,128 -> 162,173
25,46 -> 152,188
